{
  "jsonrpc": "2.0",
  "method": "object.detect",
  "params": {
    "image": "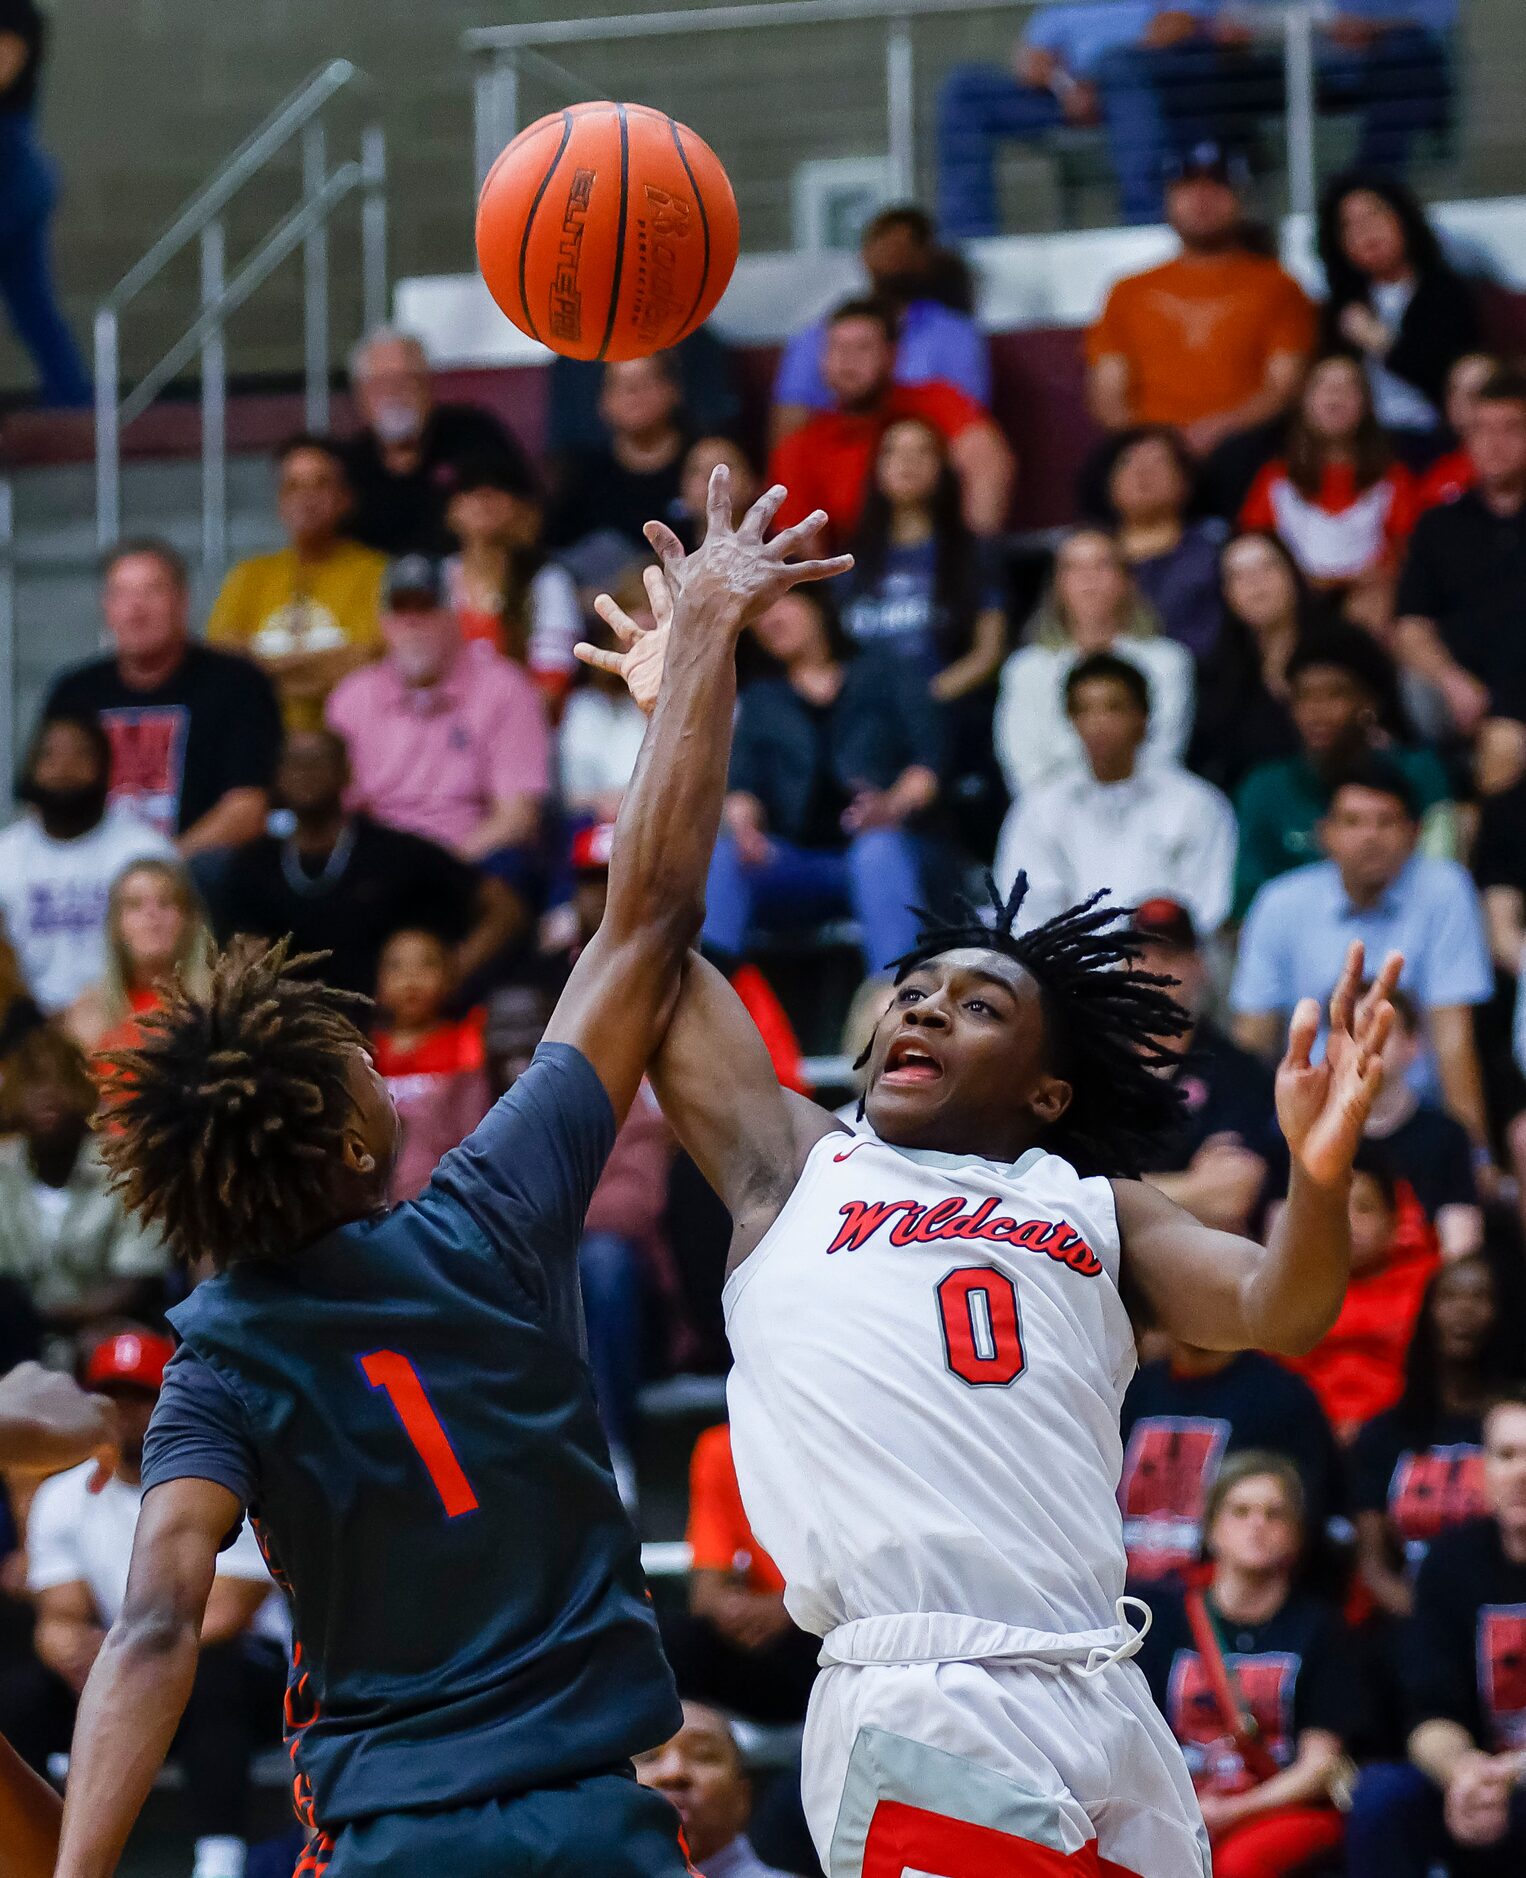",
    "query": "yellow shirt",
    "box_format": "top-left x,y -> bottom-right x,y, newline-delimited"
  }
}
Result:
206,541 -> 387,731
